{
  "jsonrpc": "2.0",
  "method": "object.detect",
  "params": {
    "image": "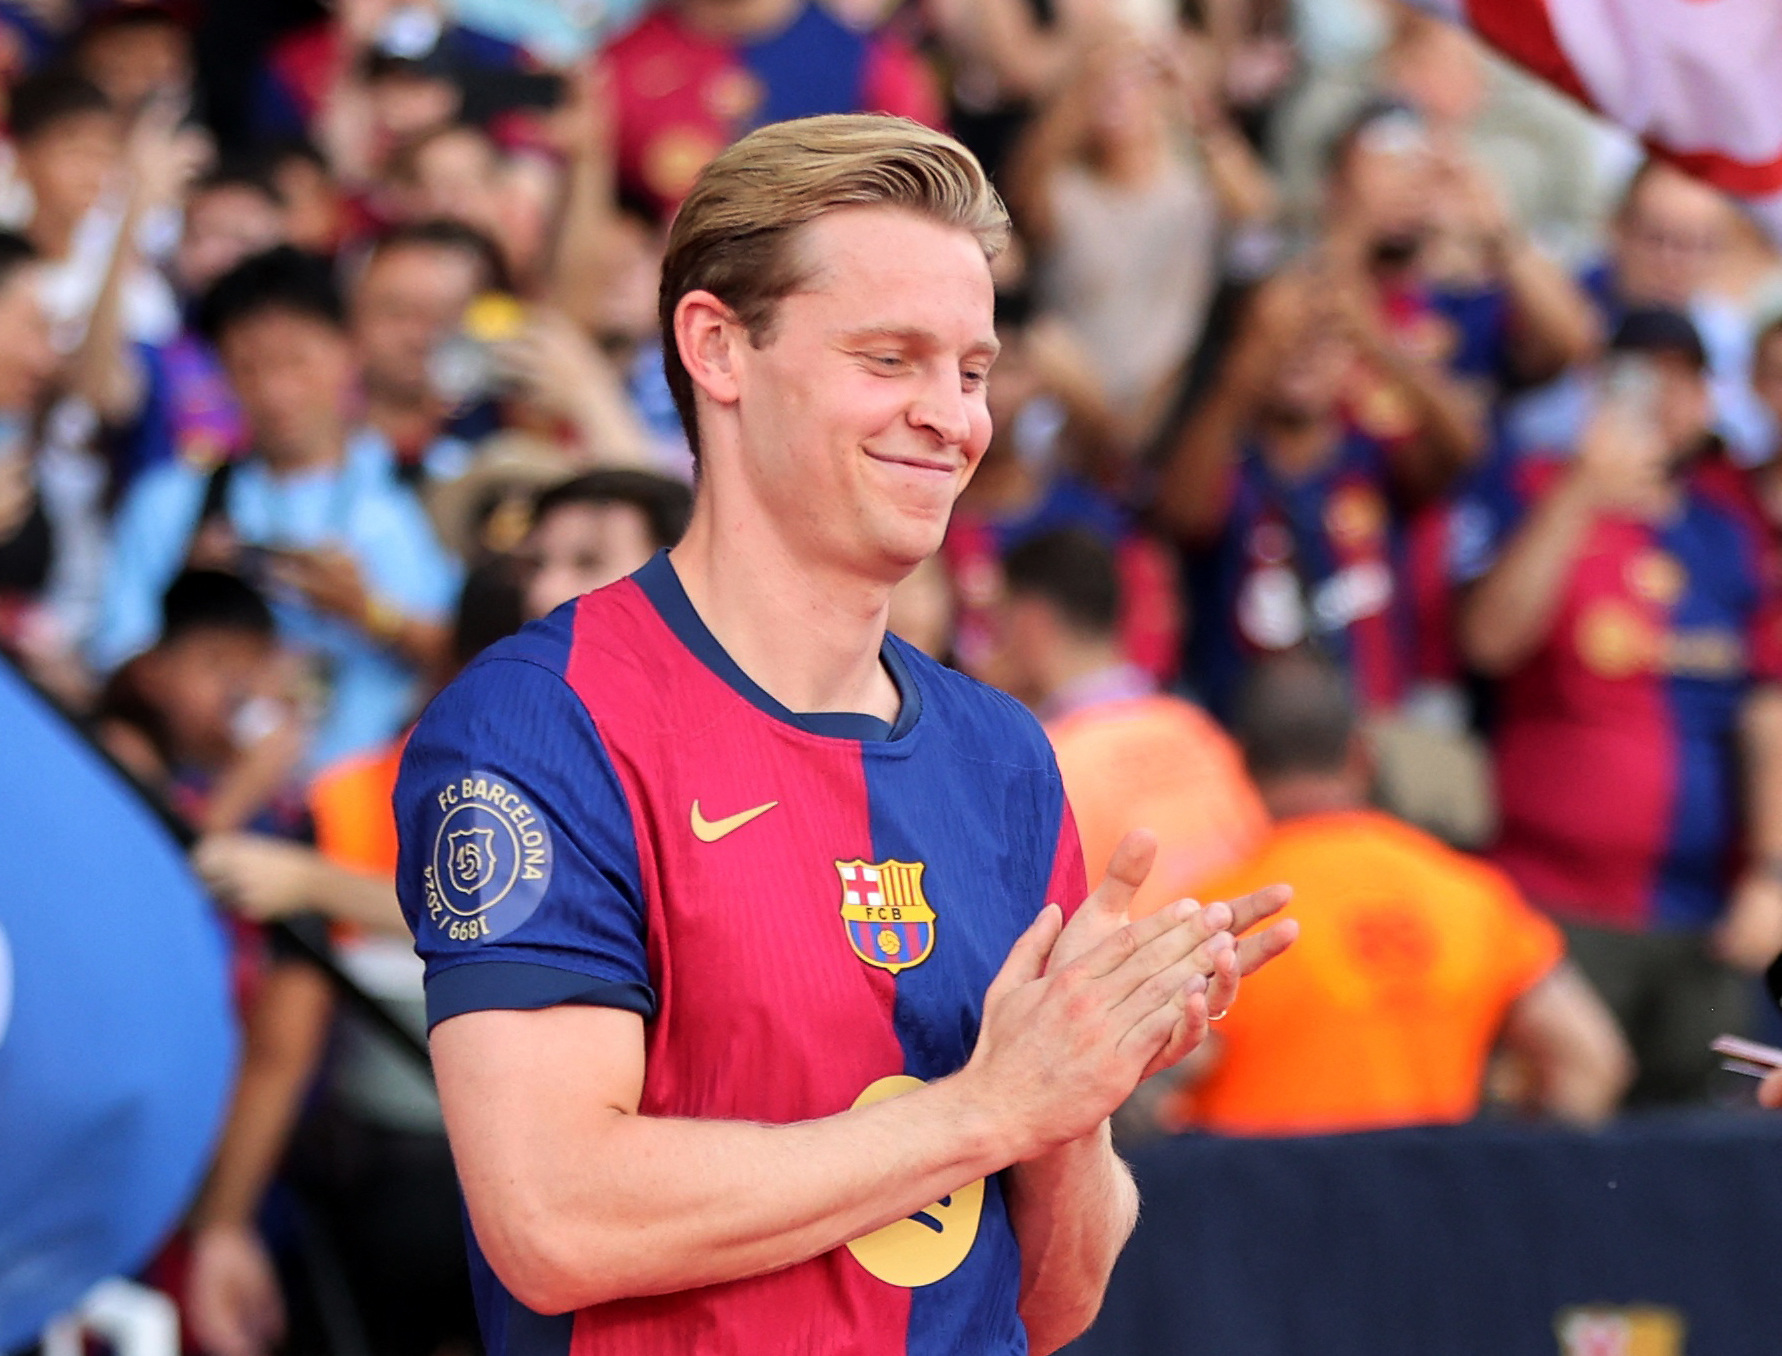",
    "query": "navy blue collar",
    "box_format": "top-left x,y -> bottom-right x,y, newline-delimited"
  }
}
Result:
633,551 -> 921,742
